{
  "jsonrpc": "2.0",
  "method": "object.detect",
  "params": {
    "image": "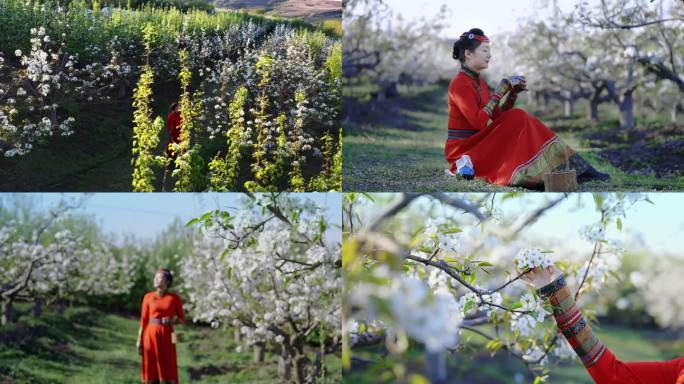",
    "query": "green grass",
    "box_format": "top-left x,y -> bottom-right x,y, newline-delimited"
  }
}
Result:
343,83 -> 684,192
0,303 -> 341,383
344,324 -> 684,384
